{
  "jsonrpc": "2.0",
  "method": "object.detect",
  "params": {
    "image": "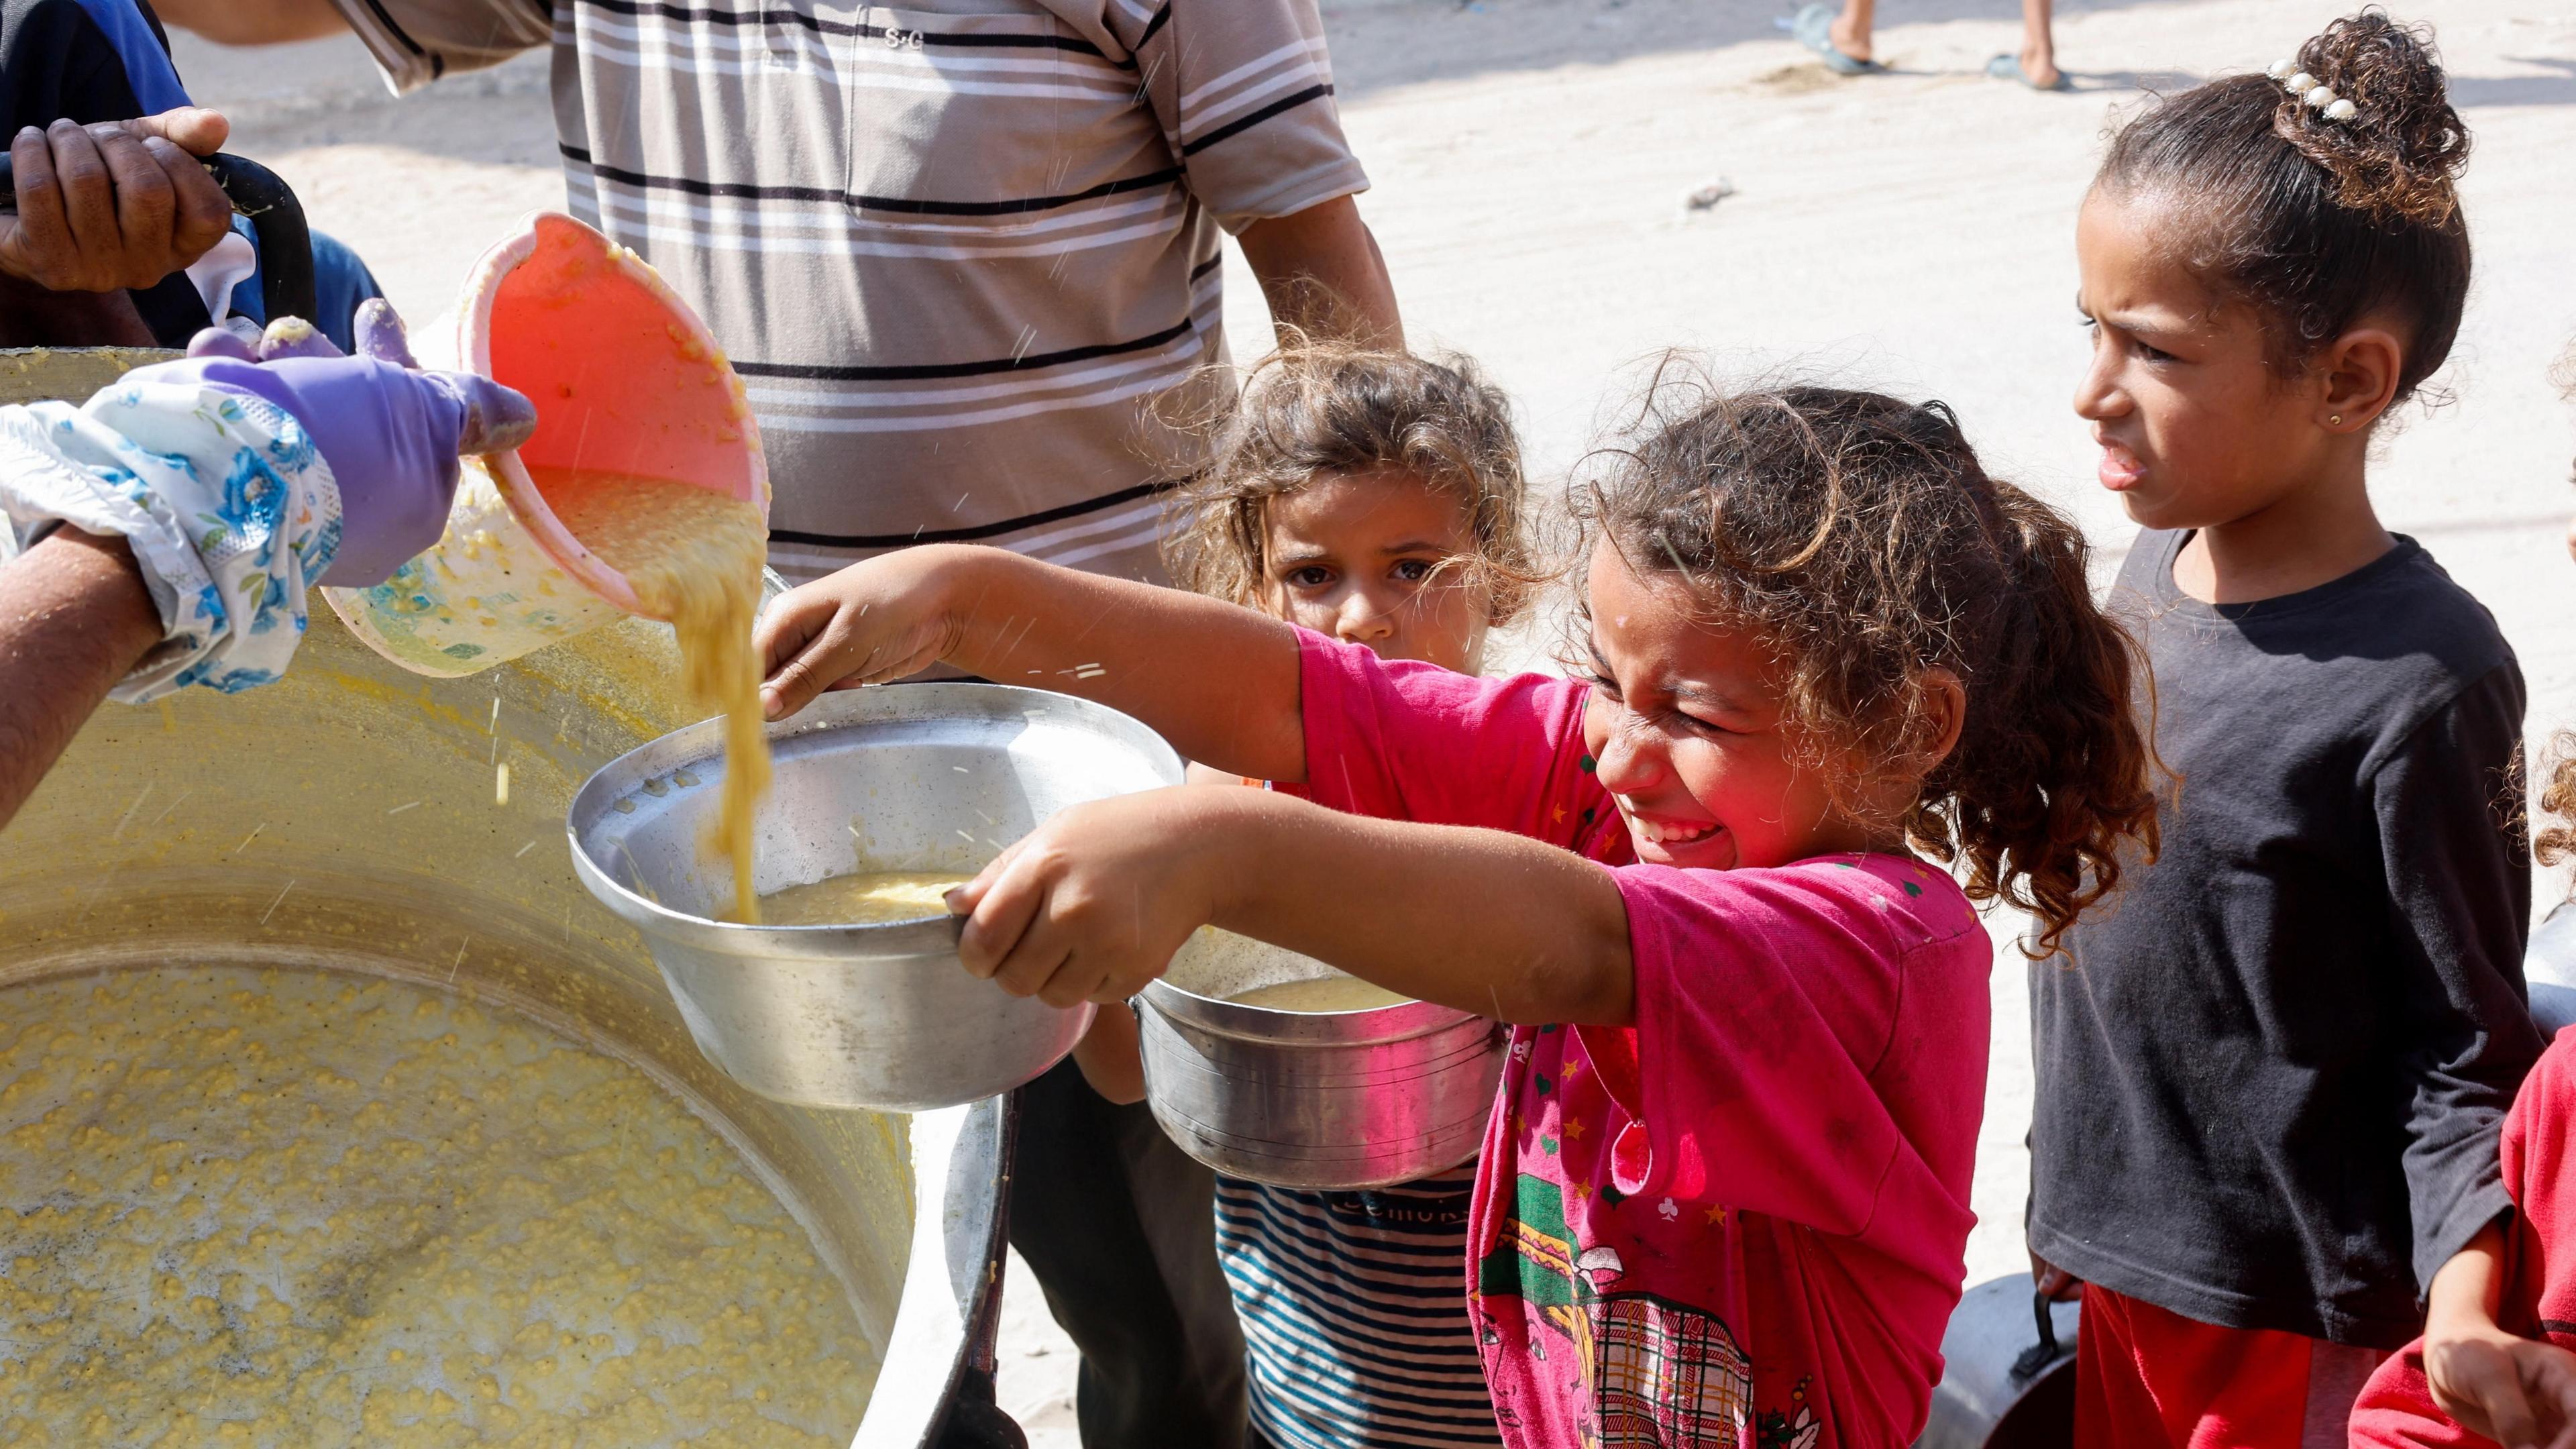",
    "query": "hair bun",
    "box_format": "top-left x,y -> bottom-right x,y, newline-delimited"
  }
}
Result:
2279,8 -> 2468,226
